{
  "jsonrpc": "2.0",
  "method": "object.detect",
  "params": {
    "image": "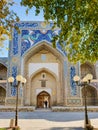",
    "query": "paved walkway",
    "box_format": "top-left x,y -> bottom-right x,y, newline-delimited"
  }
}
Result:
2,119 -> 98,130
0,110 -> 98,130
